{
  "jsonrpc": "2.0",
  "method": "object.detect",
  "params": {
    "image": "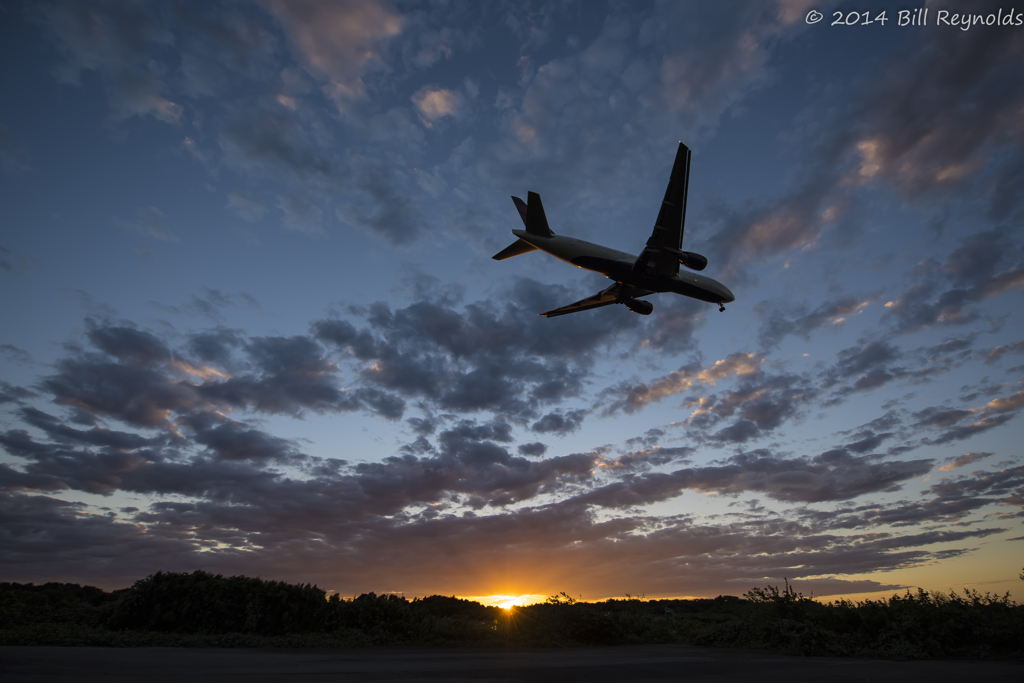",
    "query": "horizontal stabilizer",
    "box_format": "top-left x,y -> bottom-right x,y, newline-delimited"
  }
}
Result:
492,238 -> 538,261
